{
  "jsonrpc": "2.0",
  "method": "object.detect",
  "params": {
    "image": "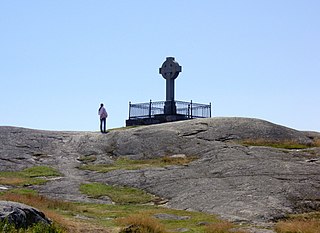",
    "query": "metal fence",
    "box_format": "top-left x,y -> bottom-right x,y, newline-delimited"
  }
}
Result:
128,100 -> 211,119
